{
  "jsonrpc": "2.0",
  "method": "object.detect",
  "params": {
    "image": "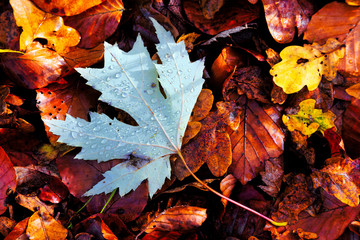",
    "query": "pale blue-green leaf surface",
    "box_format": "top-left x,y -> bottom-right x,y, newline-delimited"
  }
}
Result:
43,19 -> 205,197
